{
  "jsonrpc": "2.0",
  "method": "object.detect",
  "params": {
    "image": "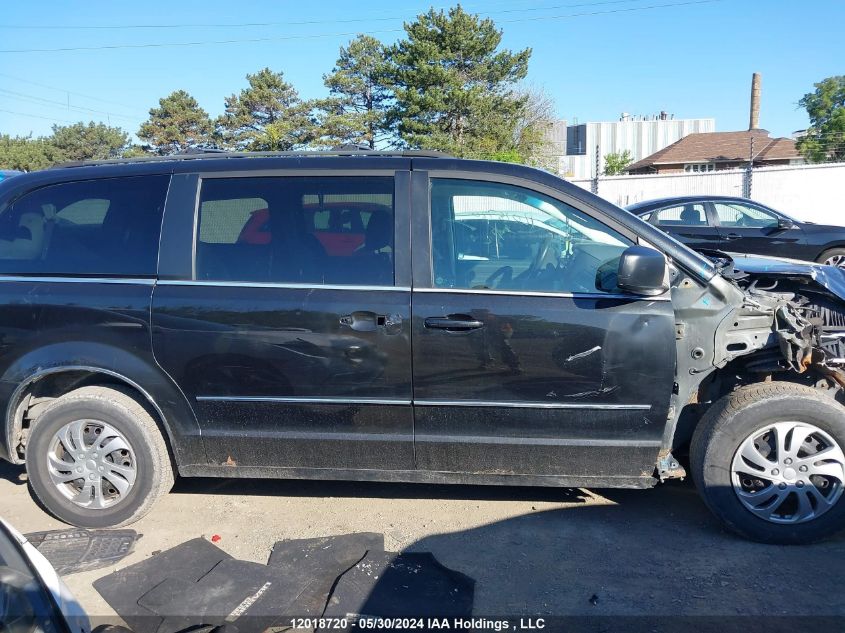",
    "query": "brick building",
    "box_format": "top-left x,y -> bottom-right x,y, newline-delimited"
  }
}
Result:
625,129 -> 803,175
